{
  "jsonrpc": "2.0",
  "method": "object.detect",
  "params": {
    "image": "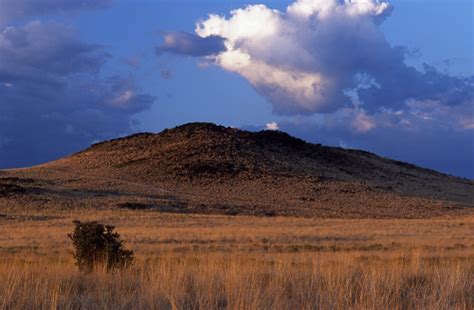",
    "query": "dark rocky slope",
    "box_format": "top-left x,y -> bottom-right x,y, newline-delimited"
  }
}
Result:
2,123 -> 473,218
